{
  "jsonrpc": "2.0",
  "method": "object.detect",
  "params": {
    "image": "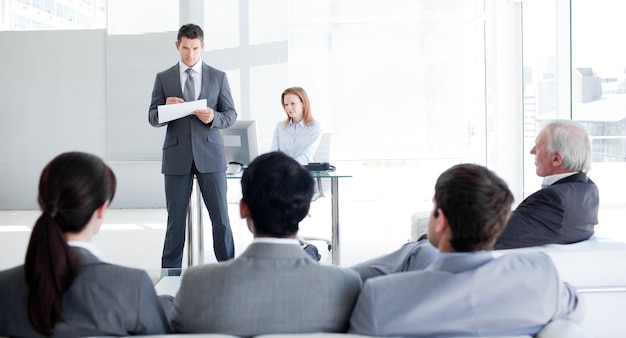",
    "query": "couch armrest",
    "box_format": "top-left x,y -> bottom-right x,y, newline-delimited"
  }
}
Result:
493,236 -> 626,287
536,320 -> 594,338
410,211 -> 431,242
